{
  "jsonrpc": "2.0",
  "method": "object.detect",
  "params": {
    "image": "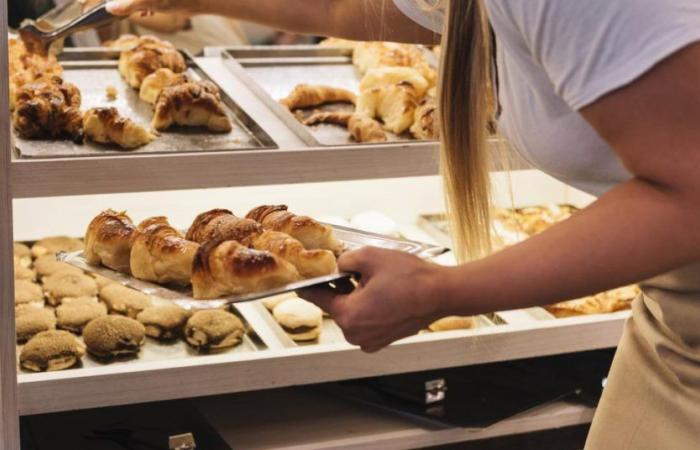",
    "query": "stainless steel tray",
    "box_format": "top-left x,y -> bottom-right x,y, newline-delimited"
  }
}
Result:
220,45 -> 438,147
14,49 -> 277,158
58,224 -> 448,309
